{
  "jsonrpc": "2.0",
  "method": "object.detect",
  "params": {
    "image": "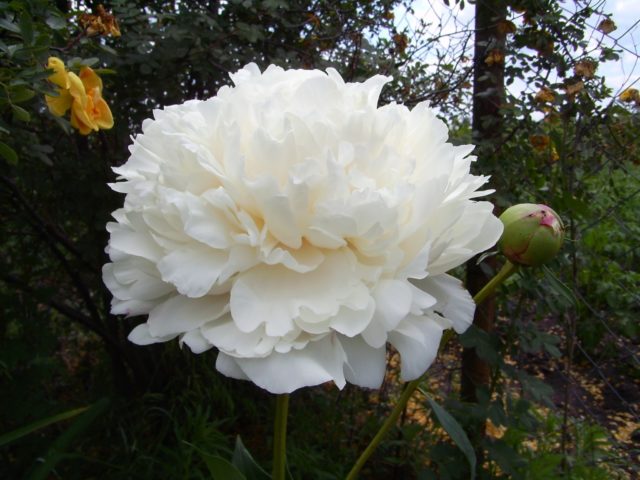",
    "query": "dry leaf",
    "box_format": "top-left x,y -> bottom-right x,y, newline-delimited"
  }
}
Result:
497,20 -> 517,35
564,81 -> 584,96
392,33 -> 409,54
597,18 -> 617,34
574,60 -> 597,79
535,87 -> 555,103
